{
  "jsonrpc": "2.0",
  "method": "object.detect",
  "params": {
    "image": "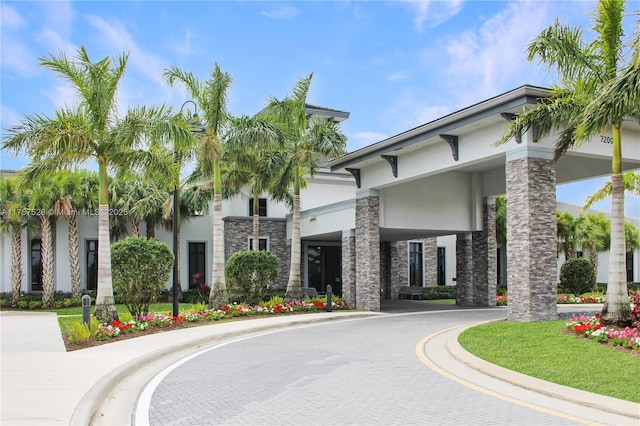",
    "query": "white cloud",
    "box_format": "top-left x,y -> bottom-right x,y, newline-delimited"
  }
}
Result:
348,131 -> 388,151
84,14 -> 172,106
404,0 -> 464,33
441,1 -> 556,106
0,38 -> 40,76
415,104 -> 452,124
0,103 -> 22,130
43,84 -> 79,111
388,72 -> 407,81
261,5 -> 299,20
1,3 -> 26,30
35,27 -> 76,56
